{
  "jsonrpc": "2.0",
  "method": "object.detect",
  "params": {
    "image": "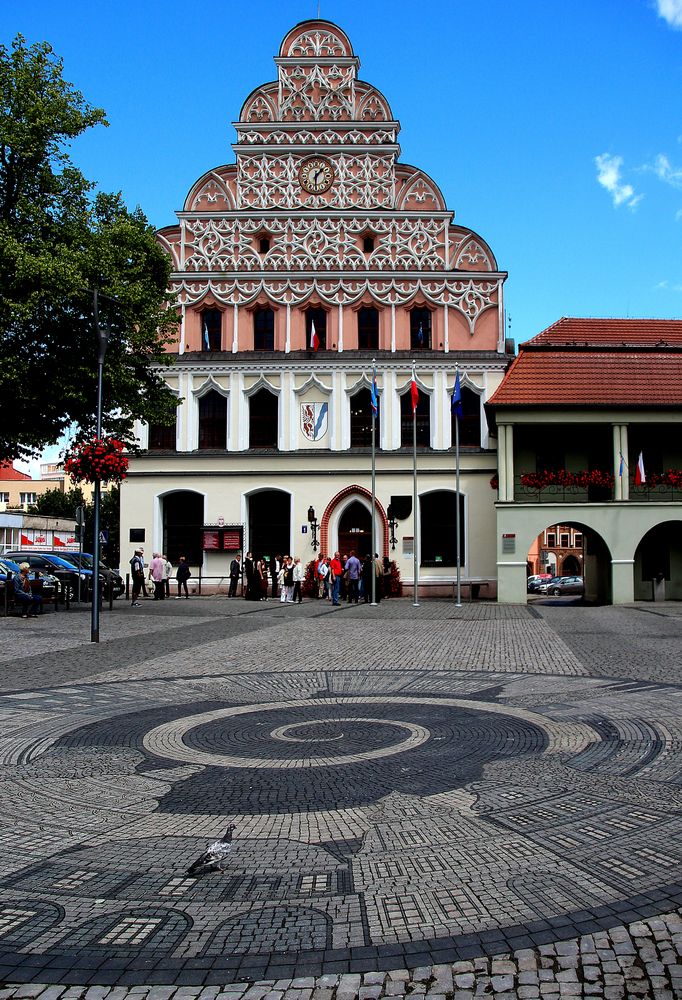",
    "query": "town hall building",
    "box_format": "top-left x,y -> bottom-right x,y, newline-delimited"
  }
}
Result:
119,19 -> 511,595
